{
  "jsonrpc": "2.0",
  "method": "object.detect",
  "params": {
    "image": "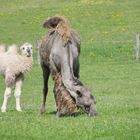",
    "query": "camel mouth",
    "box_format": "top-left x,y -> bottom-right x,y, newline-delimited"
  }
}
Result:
26,53 -> 31,57
88,111 -> 97,117
26,51 -> 31,57
88,104 -> 97,117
